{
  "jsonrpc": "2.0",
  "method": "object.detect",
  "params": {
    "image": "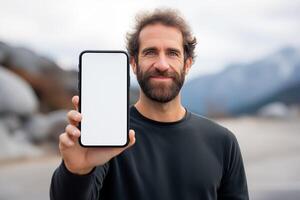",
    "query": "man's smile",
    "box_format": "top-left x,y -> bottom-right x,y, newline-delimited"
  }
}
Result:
150,76 -> 172,81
